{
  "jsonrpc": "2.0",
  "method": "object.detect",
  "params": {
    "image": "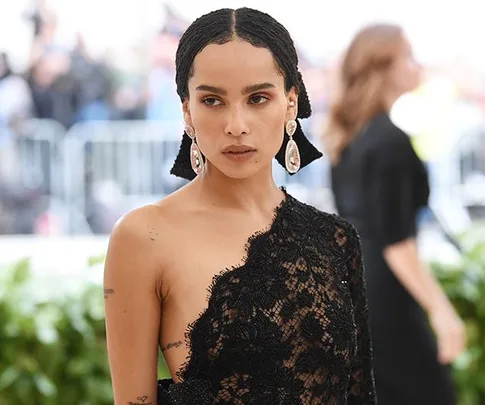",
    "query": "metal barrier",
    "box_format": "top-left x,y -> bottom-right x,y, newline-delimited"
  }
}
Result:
458,130 -> 485,207
3,119 -> 66,197
62,120 -> 187,233
1,117 -> 484,235
0,119 -> 68,234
